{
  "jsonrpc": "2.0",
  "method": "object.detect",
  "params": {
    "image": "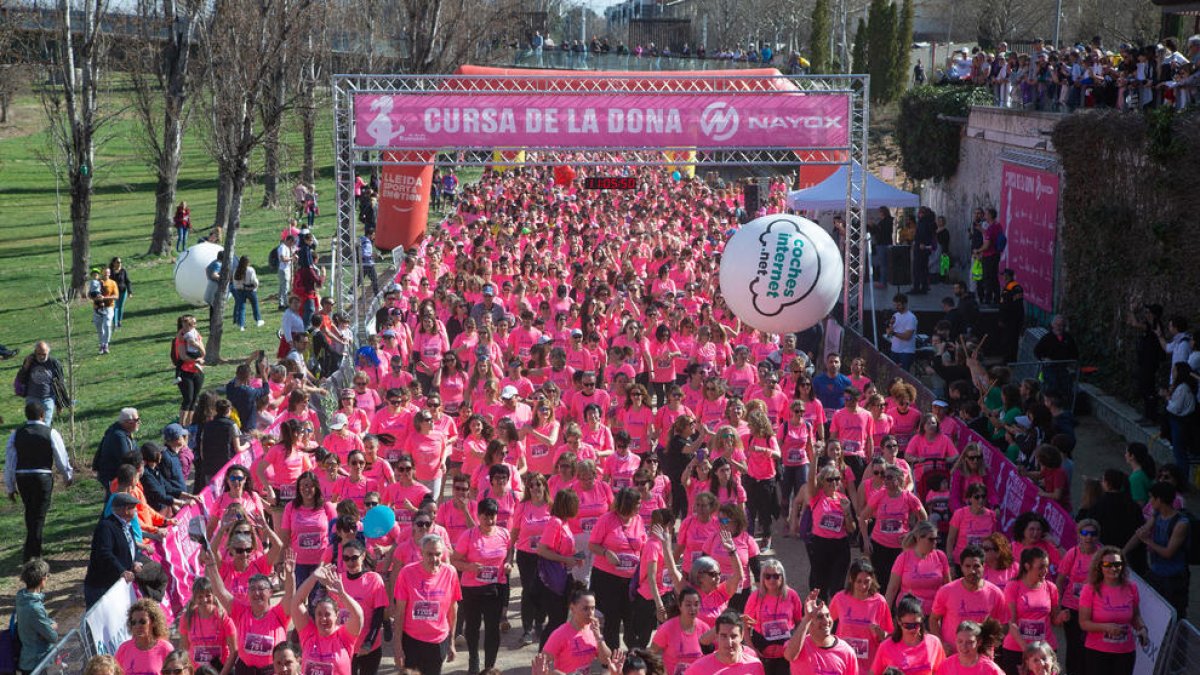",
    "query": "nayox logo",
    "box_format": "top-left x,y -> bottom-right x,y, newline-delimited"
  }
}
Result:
699,102 -> 739,141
